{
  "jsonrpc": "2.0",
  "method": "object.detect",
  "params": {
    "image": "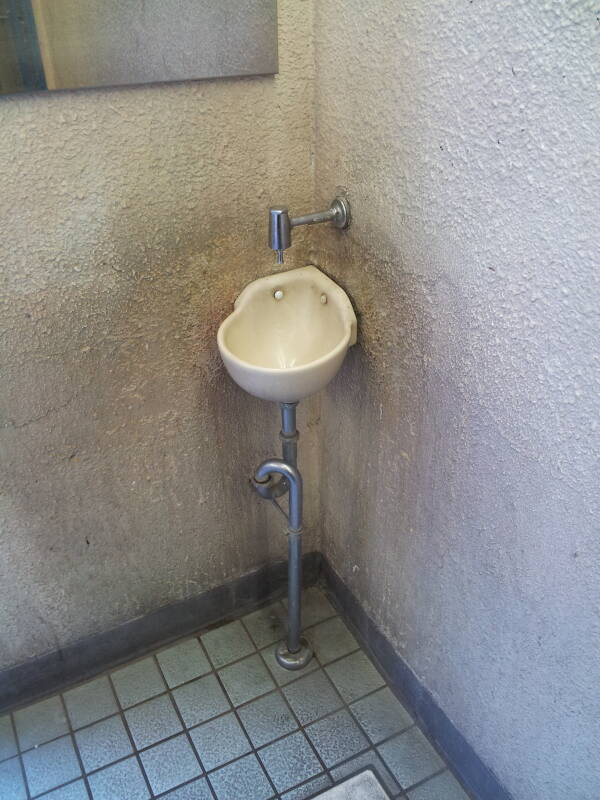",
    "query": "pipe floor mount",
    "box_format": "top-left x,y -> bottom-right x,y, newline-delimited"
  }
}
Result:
252,402 -> 313,670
